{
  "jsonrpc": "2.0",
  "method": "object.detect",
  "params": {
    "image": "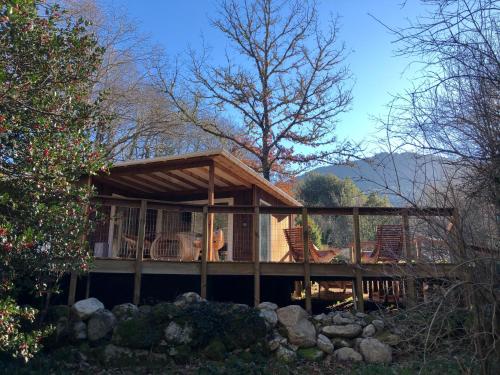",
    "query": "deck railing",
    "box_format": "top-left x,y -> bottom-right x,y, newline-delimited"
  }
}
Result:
82,195 -> 458,311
